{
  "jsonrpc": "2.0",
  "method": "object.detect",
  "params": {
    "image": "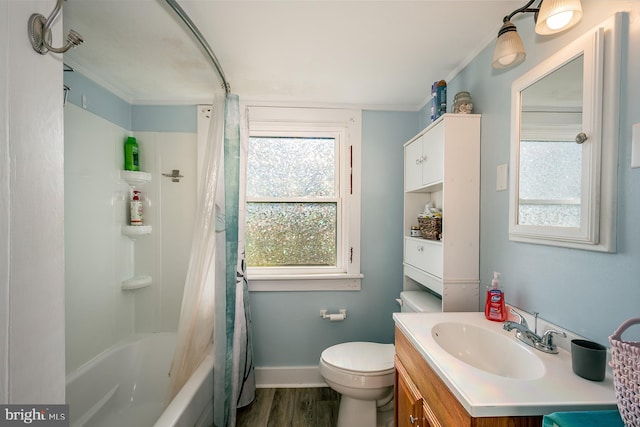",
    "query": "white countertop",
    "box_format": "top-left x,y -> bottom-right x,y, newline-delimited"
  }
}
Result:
393,312 -> 618,417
